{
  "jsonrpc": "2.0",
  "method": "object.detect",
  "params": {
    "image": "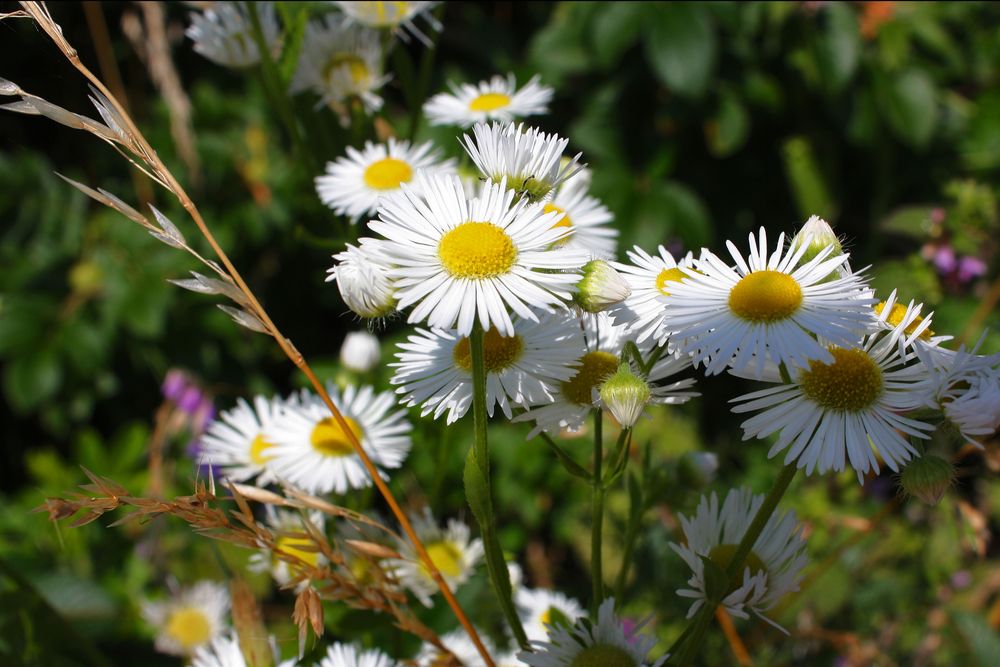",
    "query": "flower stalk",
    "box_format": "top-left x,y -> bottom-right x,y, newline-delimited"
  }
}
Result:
467,320 -> 530,650
591,408 -> 605,614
